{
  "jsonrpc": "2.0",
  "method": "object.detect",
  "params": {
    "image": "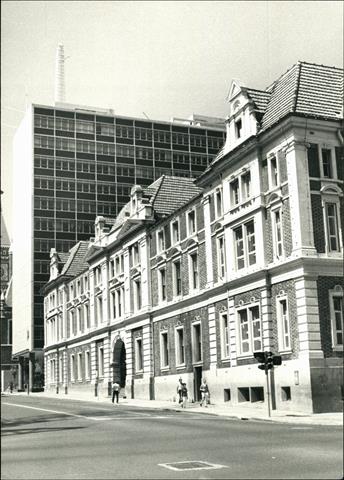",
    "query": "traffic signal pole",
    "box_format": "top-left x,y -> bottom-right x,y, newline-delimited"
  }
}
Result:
265,366 -> 271,418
